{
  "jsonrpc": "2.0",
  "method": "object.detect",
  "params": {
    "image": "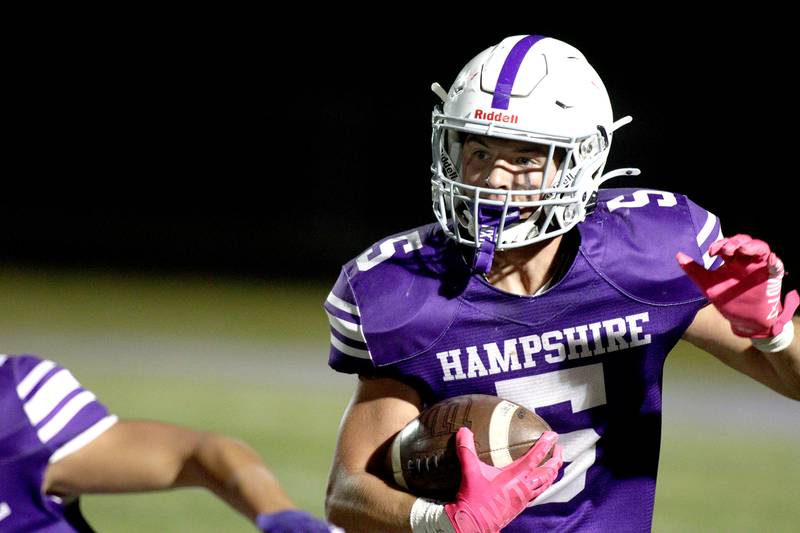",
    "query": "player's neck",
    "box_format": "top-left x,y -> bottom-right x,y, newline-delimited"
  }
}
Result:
485,233 -> 574,296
